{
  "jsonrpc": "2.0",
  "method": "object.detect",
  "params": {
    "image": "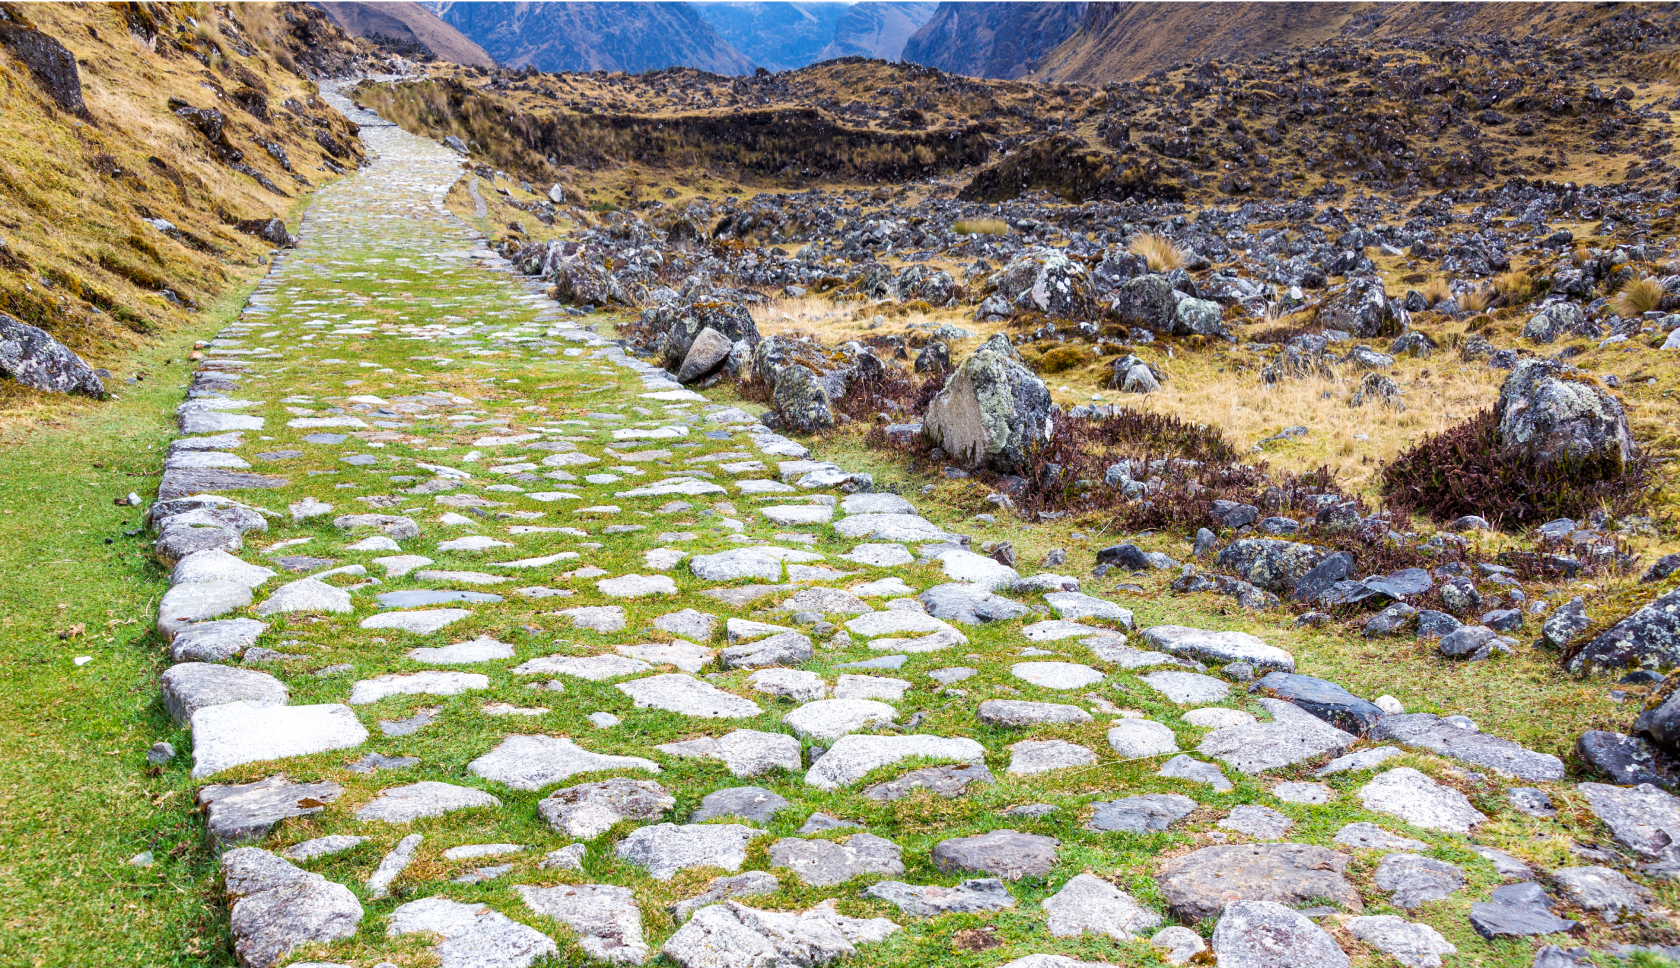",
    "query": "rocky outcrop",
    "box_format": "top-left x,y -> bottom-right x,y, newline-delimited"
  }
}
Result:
0,312 -> 106,398
1494,359 -> 1636,469
923,334 -> 1053,473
